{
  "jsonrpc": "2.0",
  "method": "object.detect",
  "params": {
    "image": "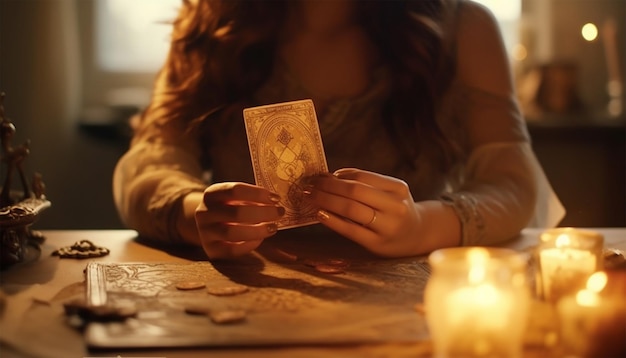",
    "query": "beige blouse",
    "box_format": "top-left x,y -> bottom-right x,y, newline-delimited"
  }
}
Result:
113,1 -> 565,247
